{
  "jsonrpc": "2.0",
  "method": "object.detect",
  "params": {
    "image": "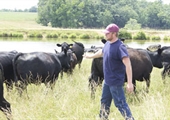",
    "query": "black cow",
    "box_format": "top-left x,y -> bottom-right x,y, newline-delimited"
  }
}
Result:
13,51 -> 74,94
57,40 -> 84,70
0,64 -> 12,120
88,45 -> 163,98
71,40 -> 85,68
56,42 -> 78,74
147,44 -> 170,83
88,57 -> 103,99
0,50 -> 18,91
